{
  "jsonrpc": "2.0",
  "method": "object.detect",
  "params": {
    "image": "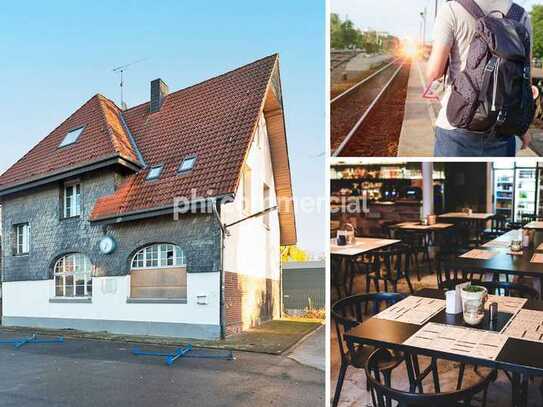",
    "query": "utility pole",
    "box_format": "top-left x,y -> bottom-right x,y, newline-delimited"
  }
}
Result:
435,0 -> 439,19
420,7 -> 427,46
